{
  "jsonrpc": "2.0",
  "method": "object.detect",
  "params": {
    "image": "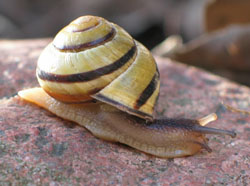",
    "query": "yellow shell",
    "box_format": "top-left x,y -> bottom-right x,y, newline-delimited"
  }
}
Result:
36,15 -> 160,120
